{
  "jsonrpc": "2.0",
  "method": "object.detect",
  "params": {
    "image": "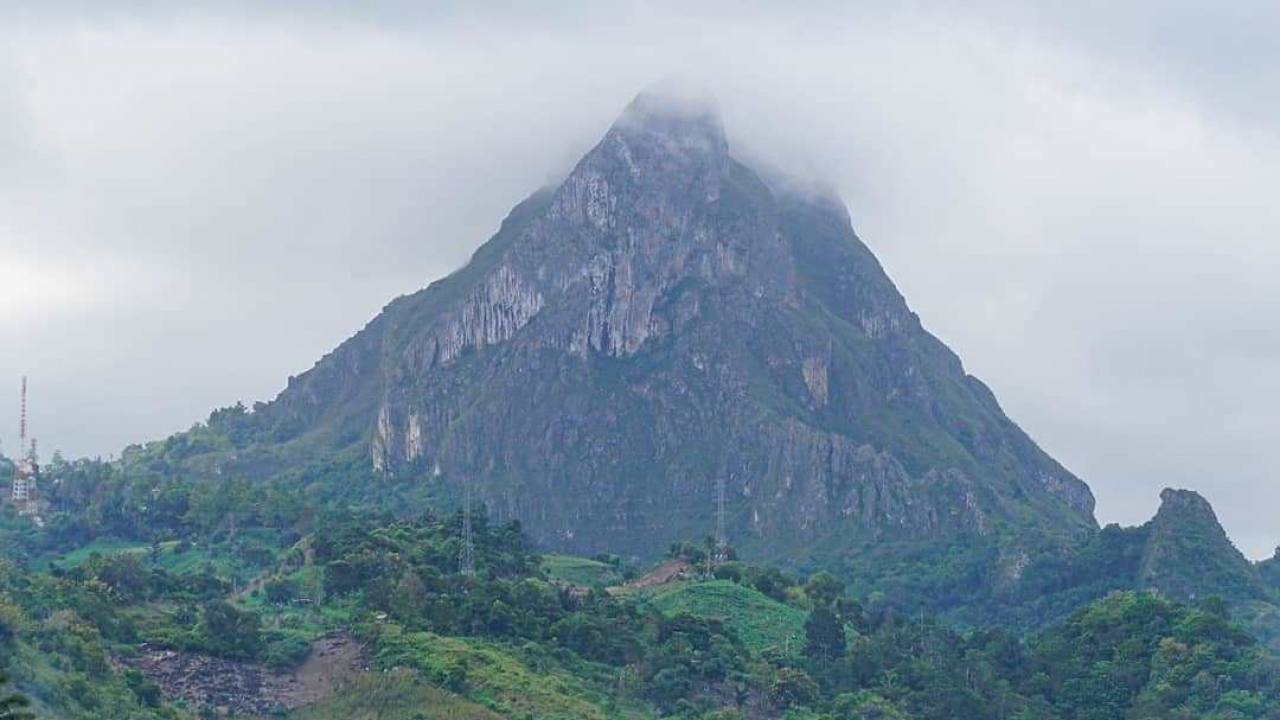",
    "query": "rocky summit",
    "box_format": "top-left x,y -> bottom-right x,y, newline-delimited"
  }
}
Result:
250,86 -> 1096,559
